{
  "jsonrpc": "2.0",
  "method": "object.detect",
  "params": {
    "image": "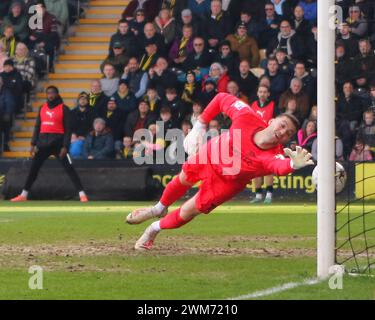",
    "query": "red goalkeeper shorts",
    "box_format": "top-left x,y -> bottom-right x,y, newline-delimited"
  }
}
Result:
182,154 -> 245,214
